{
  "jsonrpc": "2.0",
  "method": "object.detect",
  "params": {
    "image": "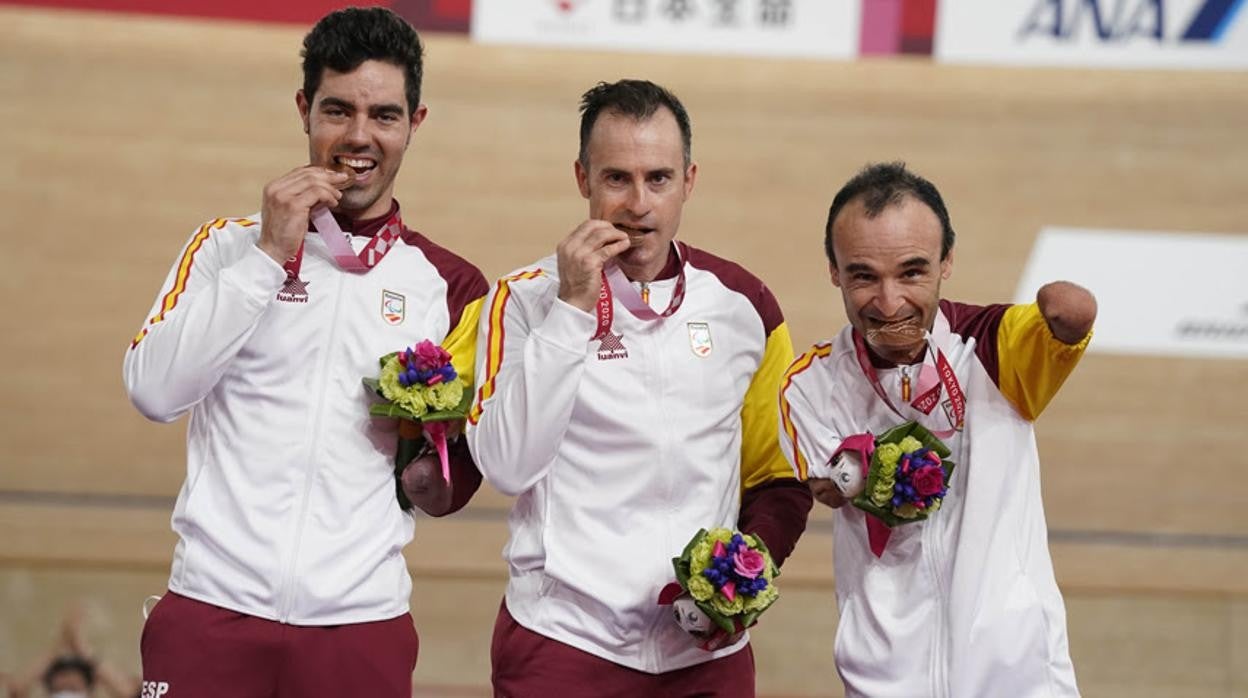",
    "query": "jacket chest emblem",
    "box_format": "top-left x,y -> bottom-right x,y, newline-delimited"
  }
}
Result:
687,322 -> 712,357
382,289 -> 405,325
276,277 -> 310,304
596,331 -> 629,361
